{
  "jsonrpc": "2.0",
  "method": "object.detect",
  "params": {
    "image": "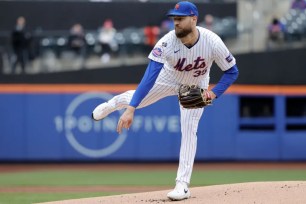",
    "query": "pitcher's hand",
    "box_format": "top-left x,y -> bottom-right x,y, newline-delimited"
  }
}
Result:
117,106 -> 135,134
